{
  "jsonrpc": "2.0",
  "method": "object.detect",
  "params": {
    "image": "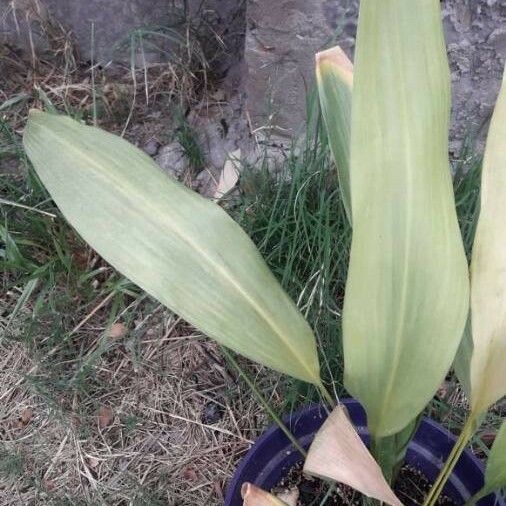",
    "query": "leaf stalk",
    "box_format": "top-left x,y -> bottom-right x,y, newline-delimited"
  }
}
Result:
423,413 -> 480,506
